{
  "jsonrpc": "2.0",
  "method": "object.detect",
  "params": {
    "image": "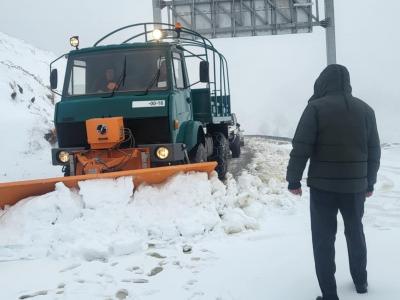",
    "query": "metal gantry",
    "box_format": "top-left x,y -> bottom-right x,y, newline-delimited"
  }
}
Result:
164,0 -> 316,37
153,0 -> 337,65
